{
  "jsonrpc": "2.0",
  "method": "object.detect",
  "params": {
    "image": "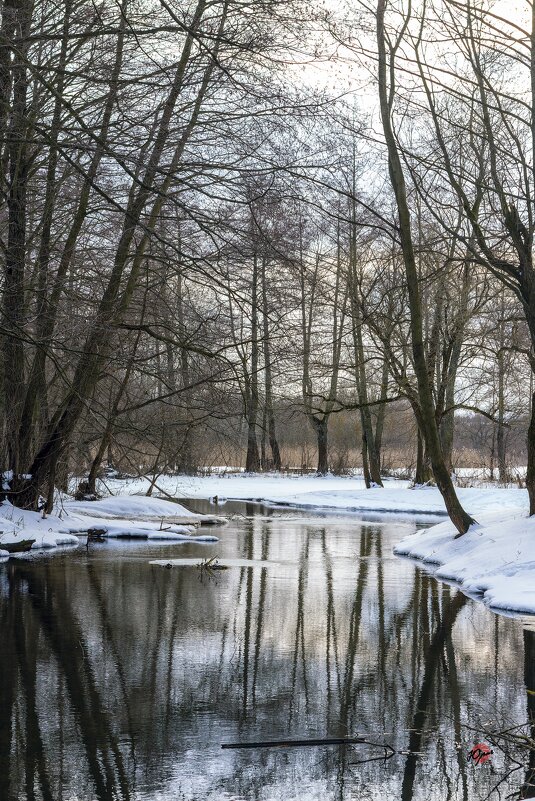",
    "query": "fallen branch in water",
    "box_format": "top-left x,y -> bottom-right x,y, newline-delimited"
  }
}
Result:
222,736 -> 366,749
